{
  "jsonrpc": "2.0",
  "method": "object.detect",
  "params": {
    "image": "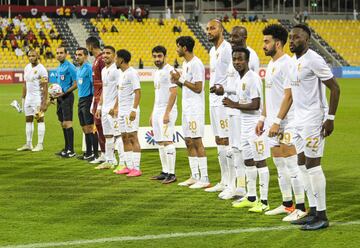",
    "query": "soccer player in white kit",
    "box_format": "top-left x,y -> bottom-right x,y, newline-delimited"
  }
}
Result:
113,49 -> 142,177
205,19 -> 232,193
95,46 -> 119,169
216,47 -> 271,213
270,24 -> 340,230
256,24 -> 307,221
17,49 -> 48,152
171,36 -> 210,189
150,45 -> 178,184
